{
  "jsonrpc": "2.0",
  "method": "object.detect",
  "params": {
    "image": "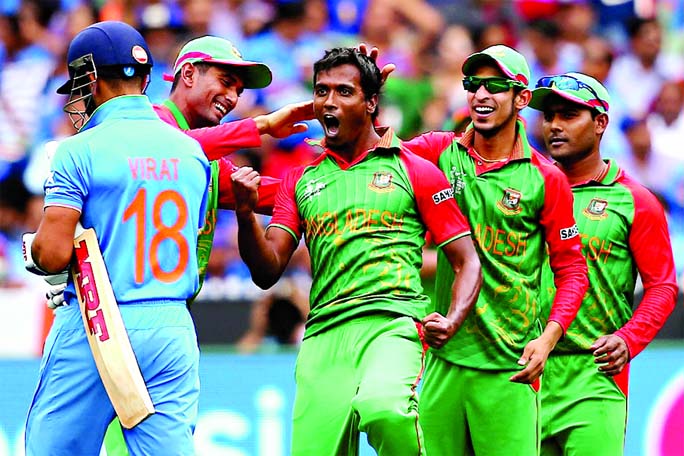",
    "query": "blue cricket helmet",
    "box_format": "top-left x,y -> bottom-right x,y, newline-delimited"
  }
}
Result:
56,21 -> 154,94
